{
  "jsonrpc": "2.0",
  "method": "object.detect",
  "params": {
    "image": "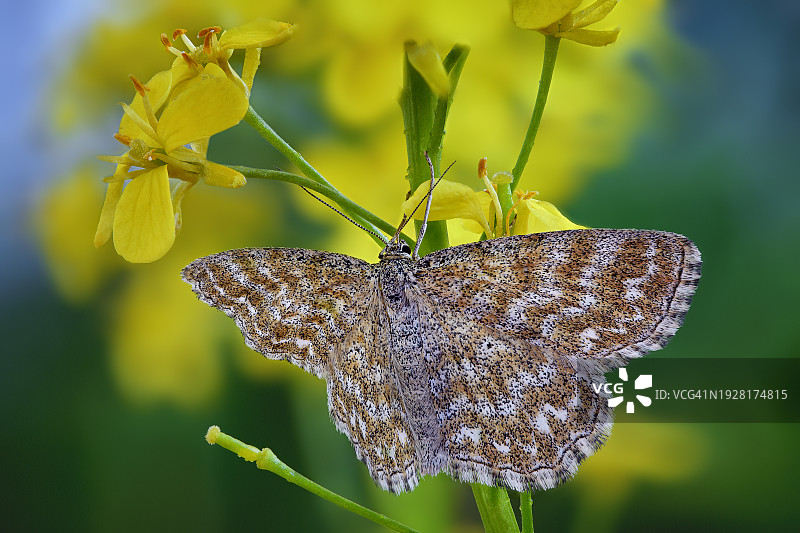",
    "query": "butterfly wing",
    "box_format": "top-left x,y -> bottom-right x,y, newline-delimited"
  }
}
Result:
414,229 -> 701,369
326,288 -> 423,493
182,247 -> 375,379
407,229 -> 700,490
402,284 -> 610,491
